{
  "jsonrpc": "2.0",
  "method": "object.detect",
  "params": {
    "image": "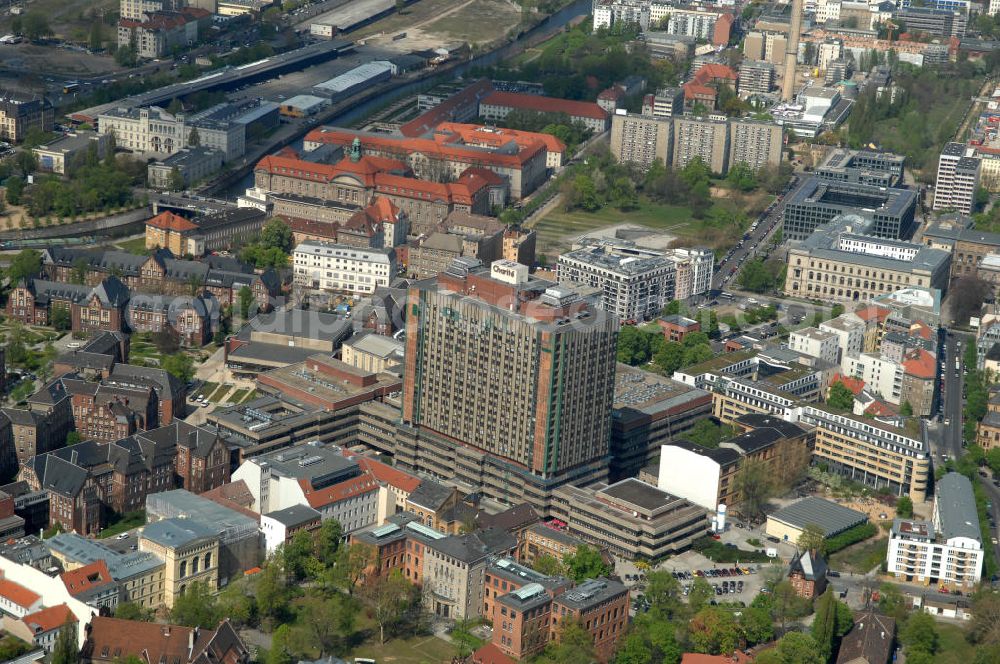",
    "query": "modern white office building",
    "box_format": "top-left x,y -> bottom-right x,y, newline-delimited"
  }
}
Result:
933,142 -> 981,214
